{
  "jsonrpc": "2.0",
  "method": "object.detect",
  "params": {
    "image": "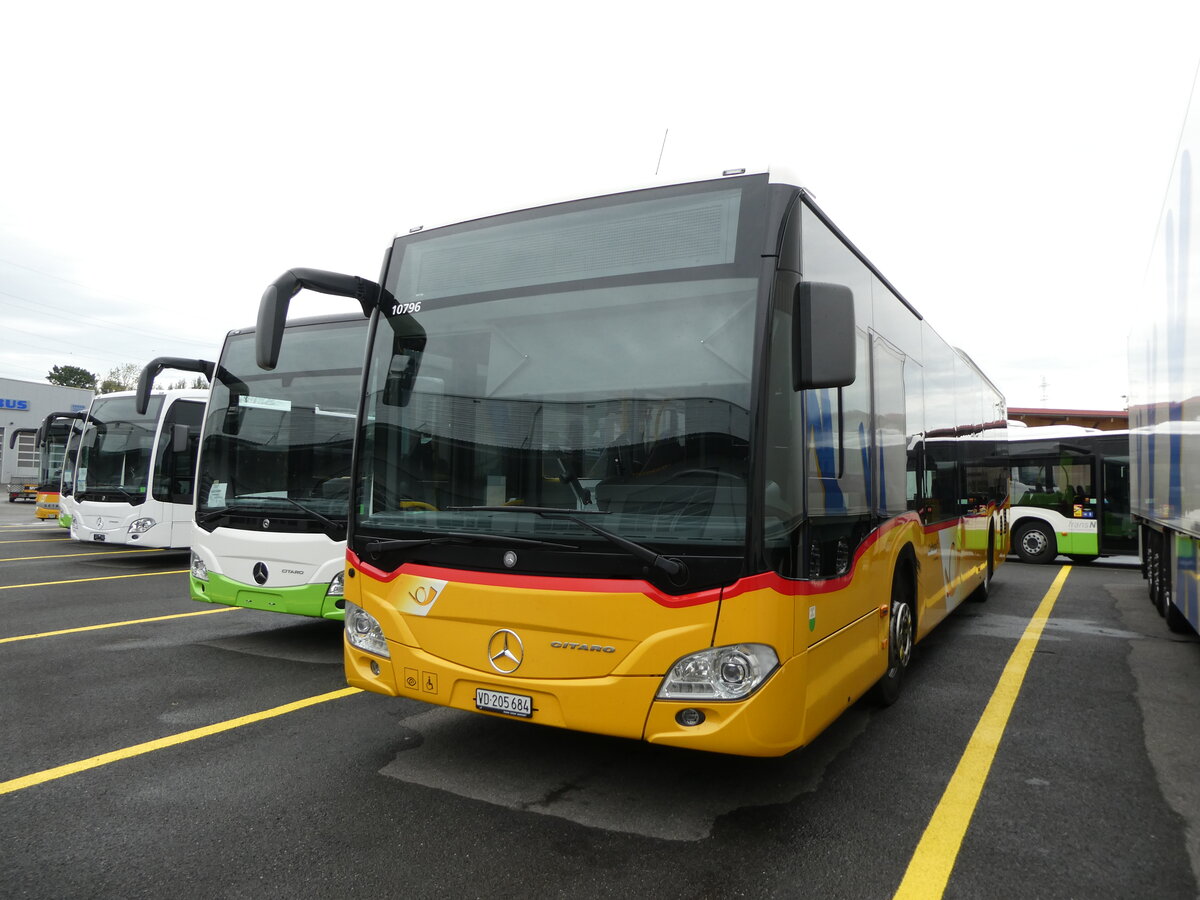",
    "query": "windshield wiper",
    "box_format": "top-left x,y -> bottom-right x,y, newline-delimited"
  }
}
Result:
278,496 -> 345,532
447,506 -> 687,579
84,486 -> 138,501
197,505 -> 237,524
364,531 -> 578,557
196,498 -> 345,533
